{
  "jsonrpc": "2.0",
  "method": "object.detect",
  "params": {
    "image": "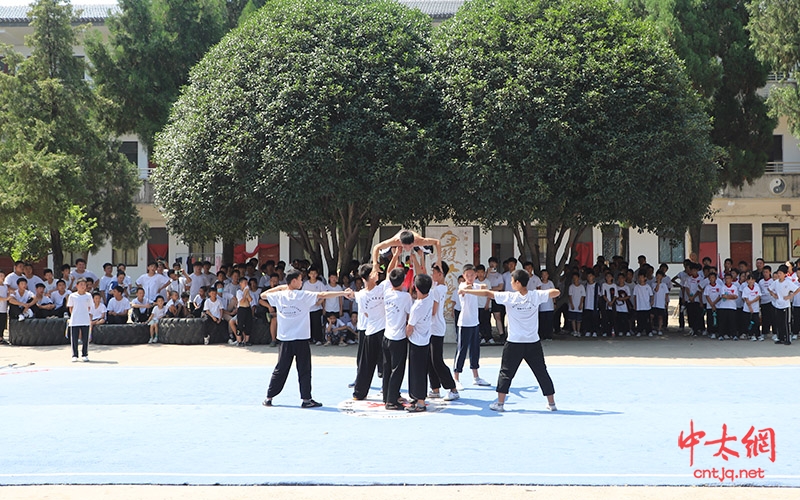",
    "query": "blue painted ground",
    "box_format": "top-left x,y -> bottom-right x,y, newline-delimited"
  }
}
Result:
1,363 -> 798,486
